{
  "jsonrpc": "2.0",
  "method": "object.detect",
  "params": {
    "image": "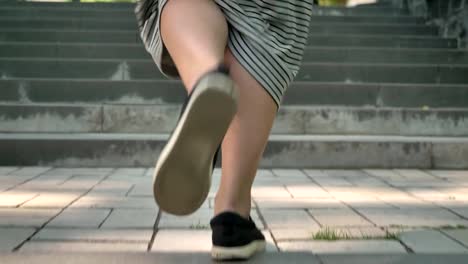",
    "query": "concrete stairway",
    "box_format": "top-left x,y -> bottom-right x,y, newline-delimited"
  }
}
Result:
0,1 -> 467,168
